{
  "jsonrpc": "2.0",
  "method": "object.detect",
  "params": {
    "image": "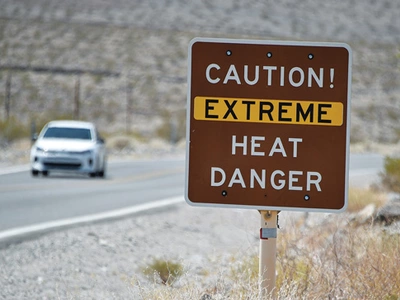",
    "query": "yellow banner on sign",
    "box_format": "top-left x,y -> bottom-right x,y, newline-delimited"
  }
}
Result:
194,96 -> 343,126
